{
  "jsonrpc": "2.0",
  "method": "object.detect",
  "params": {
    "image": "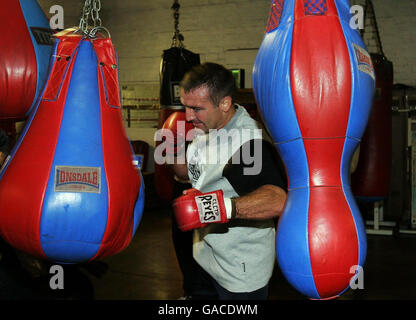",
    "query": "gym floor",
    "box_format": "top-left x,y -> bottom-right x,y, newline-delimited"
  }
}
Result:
1,183 -> 415,301
87,204 -> 416,301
